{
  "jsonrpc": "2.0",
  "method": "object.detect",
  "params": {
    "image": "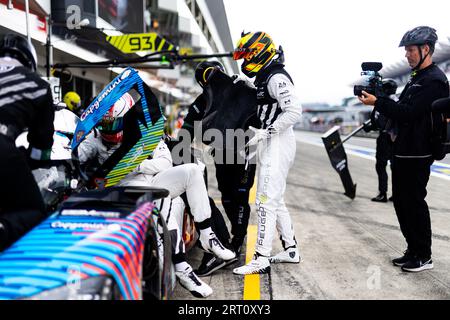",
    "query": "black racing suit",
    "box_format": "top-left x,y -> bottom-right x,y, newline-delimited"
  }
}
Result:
374,63 -> 449,260
375,131 -> 393,195
182,93 -> 257,251
0,63 -> 54,251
